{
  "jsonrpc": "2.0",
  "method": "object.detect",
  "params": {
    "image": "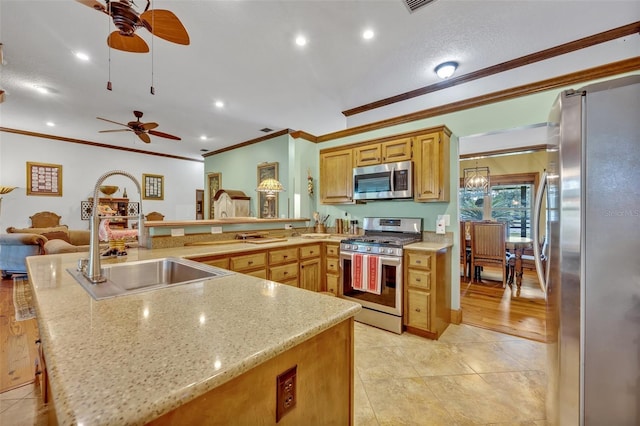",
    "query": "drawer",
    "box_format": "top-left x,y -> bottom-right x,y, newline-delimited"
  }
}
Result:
270,263 -> 299,282
407,269 -> 431,291
325,244 -> 340,257
300,244 -> 321,259
326,258 -> 339,273
201,257 -> 229,270
280,277 -> 299,287
326,274 -> 339,296
407,289 -> 431,330
269,247 -> 298,265
406,252 -> 432,270
230,252 -> 266,272
244,268 -> 267,279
